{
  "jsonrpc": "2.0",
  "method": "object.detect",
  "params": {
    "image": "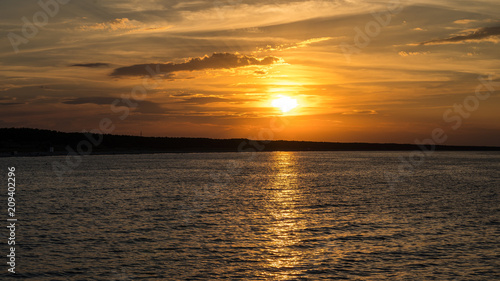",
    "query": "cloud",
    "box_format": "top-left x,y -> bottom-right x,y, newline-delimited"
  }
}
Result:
78,17 -> 172,34
176,97 -> 228,104
79,18 -> 140,31
111,53 -> 280,77
453,19 -> 478,24
256,37 -> 334,53
420,26 -> 500,45
295,37 -> 334,47
341,110 -> 378,115
0,102 -> 24,106
398,51 -> 430,57
63,97 -> 118,105
63,97 -> 167,114
70,63 -> 110,68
